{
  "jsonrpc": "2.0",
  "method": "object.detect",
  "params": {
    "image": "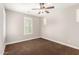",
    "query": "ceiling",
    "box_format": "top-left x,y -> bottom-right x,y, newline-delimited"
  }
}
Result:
4,3 -> 78,17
